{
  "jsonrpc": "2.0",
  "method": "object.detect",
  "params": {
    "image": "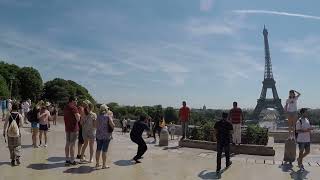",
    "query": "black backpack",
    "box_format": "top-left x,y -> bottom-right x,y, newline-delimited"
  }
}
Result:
27,108 -> 39,123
